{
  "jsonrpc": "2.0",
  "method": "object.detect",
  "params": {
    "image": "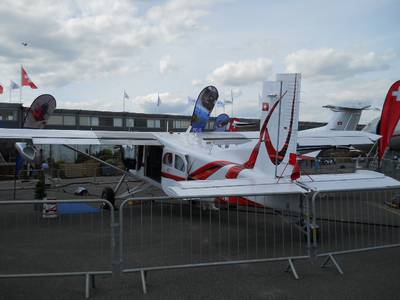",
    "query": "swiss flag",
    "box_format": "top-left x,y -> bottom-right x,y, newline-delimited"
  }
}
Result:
21,67 -> 38,89
262,102 -> 269,111
0,84 -> 3,94
378,80 -> 400,159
